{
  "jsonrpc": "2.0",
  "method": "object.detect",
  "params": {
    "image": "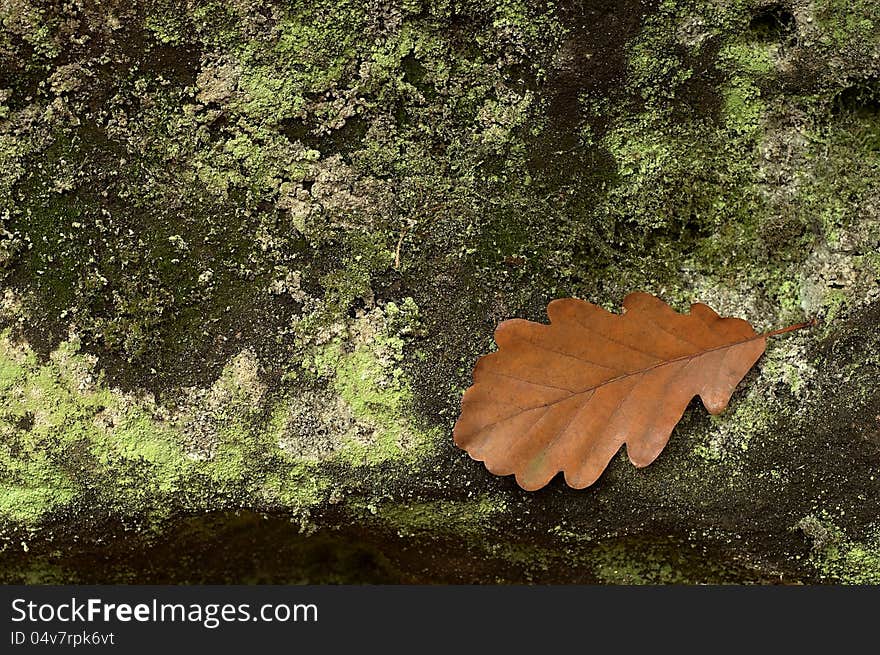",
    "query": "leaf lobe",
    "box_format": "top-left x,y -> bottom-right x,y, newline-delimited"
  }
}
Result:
453,292 -> 807,491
